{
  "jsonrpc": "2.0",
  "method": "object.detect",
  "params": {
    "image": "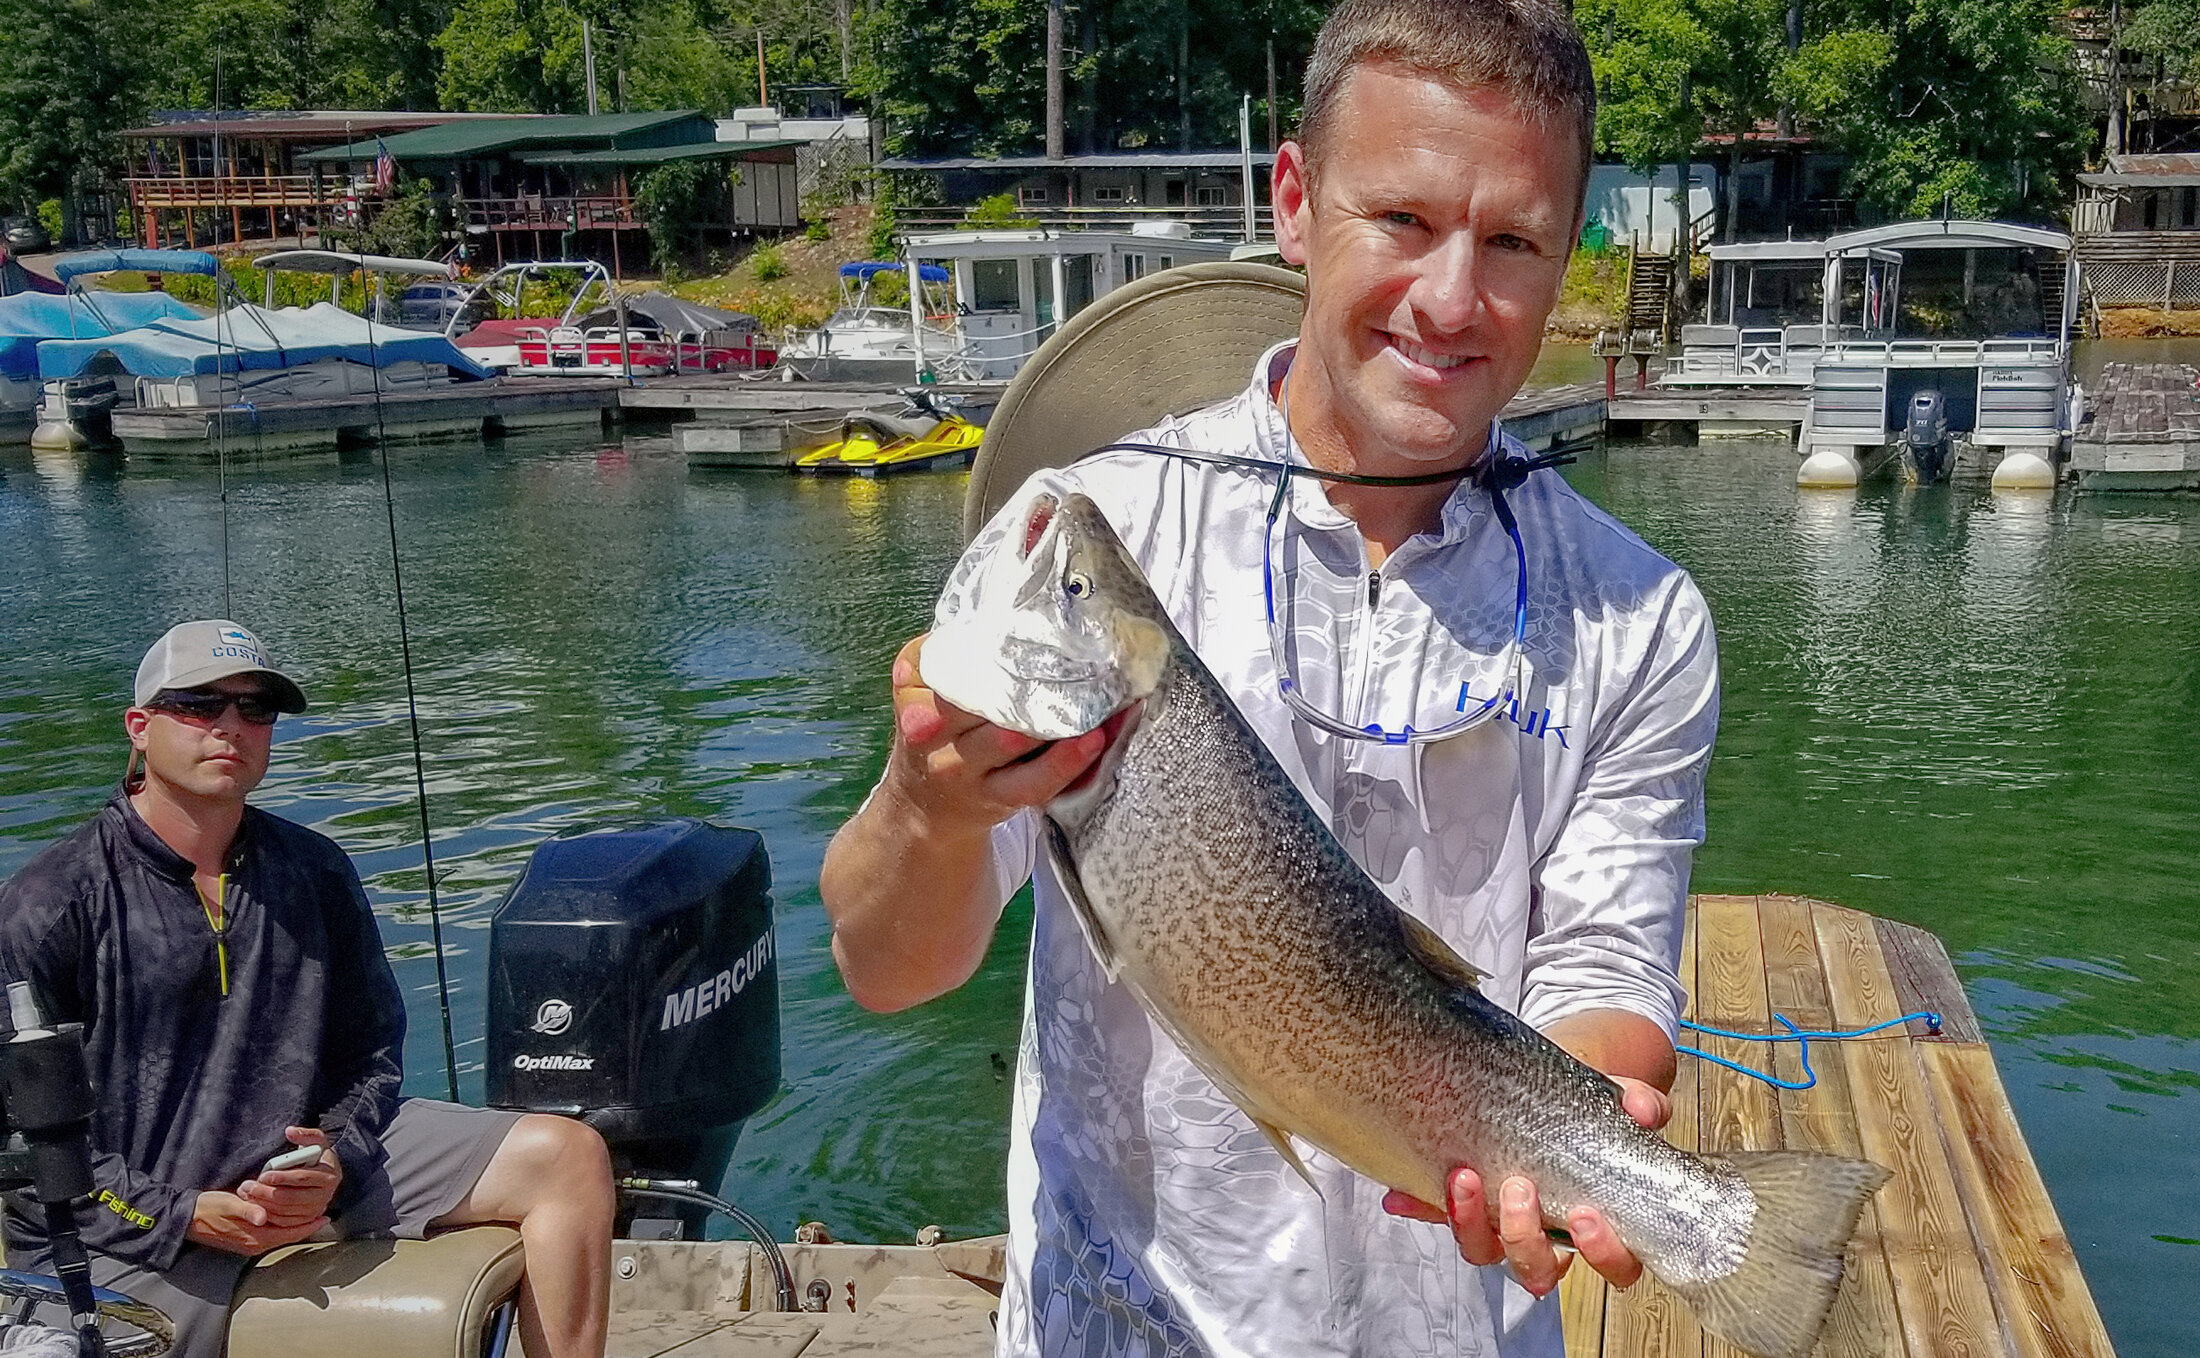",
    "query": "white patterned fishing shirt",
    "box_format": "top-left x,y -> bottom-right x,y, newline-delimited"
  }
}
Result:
961,342 -> 1719,1358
